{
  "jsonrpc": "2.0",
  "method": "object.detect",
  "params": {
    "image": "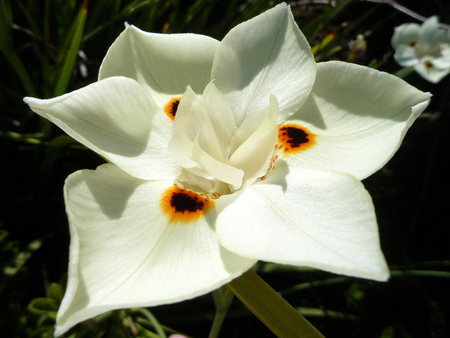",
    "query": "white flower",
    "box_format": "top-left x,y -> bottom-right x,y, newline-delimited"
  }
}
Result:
24,3 -> 431,336
392,16 -> 450,83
